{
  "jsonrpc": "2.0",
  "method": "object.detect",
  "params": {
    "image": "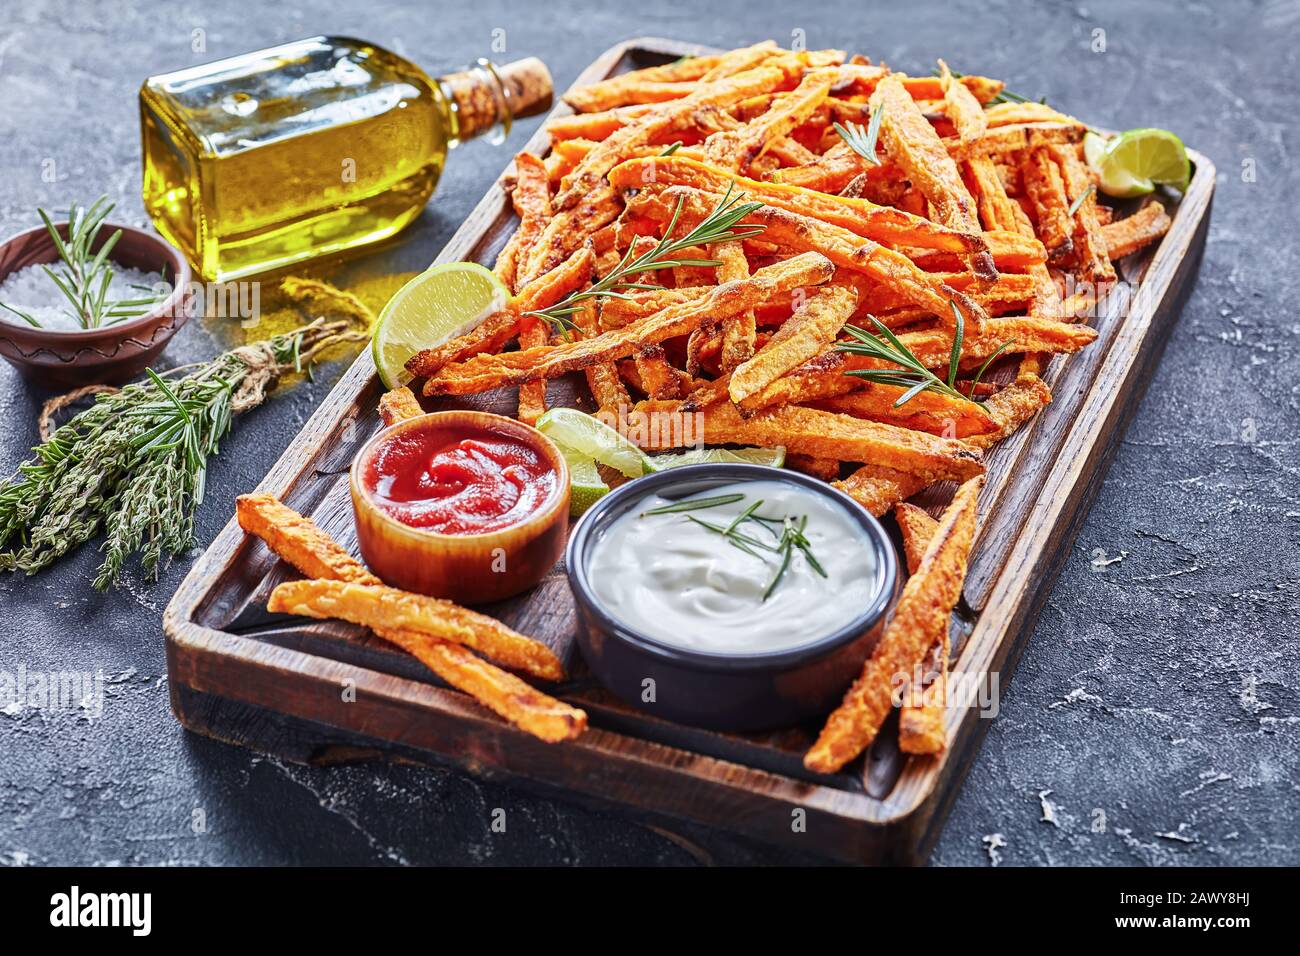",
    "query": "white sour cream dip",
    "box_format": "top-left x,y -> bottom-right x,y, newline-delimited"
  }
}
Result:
588,480 -> 881,655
